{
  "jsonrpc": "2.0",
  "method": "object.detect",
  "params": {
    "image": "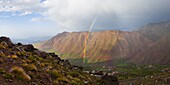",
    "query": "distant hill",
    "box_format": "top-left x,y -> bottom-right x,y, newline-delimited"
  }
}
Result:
12,36 -> 52,44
